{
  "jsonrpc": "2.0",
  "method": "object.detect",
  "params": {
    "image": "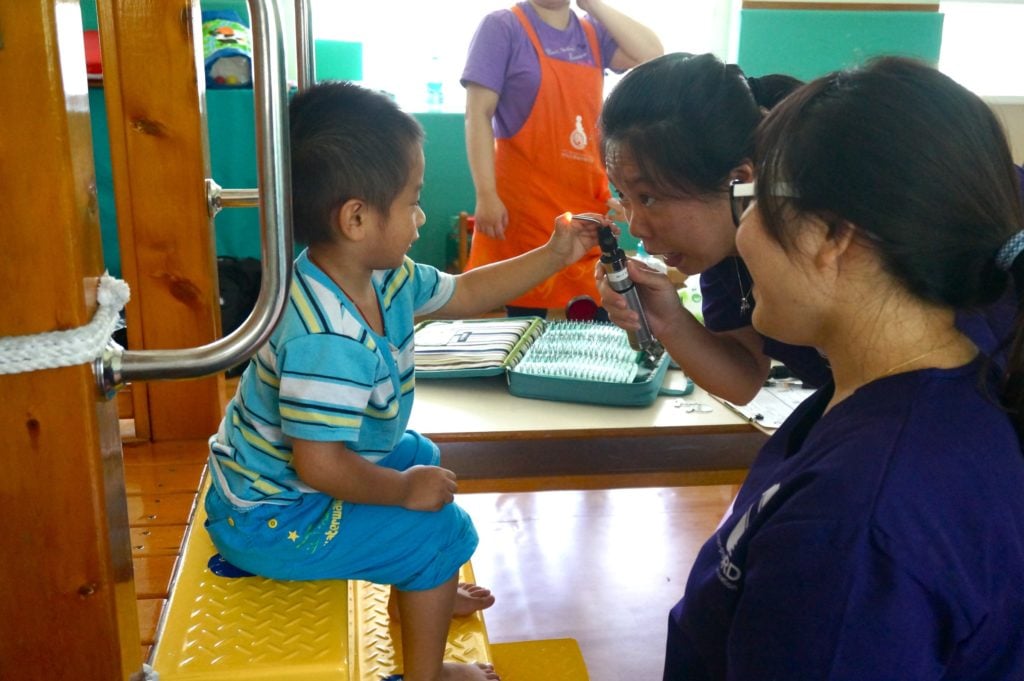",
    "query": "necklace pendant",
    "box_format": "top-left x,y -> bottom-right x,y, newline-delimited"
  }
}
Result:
739,297 -> 751,315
